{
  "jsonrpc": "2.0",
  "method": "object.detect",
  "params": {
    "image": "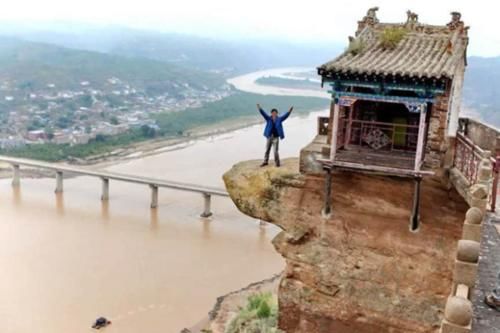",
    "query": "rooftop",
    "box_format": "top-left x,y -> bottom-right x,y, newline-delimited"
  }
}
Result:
318,9 -> 469,80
